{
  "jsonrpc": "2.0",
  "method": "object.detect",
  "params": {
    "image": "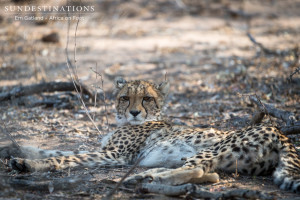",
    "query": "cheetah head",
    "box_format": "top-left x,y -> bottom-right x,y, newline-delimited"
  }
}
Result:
114,77 -> 169,125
